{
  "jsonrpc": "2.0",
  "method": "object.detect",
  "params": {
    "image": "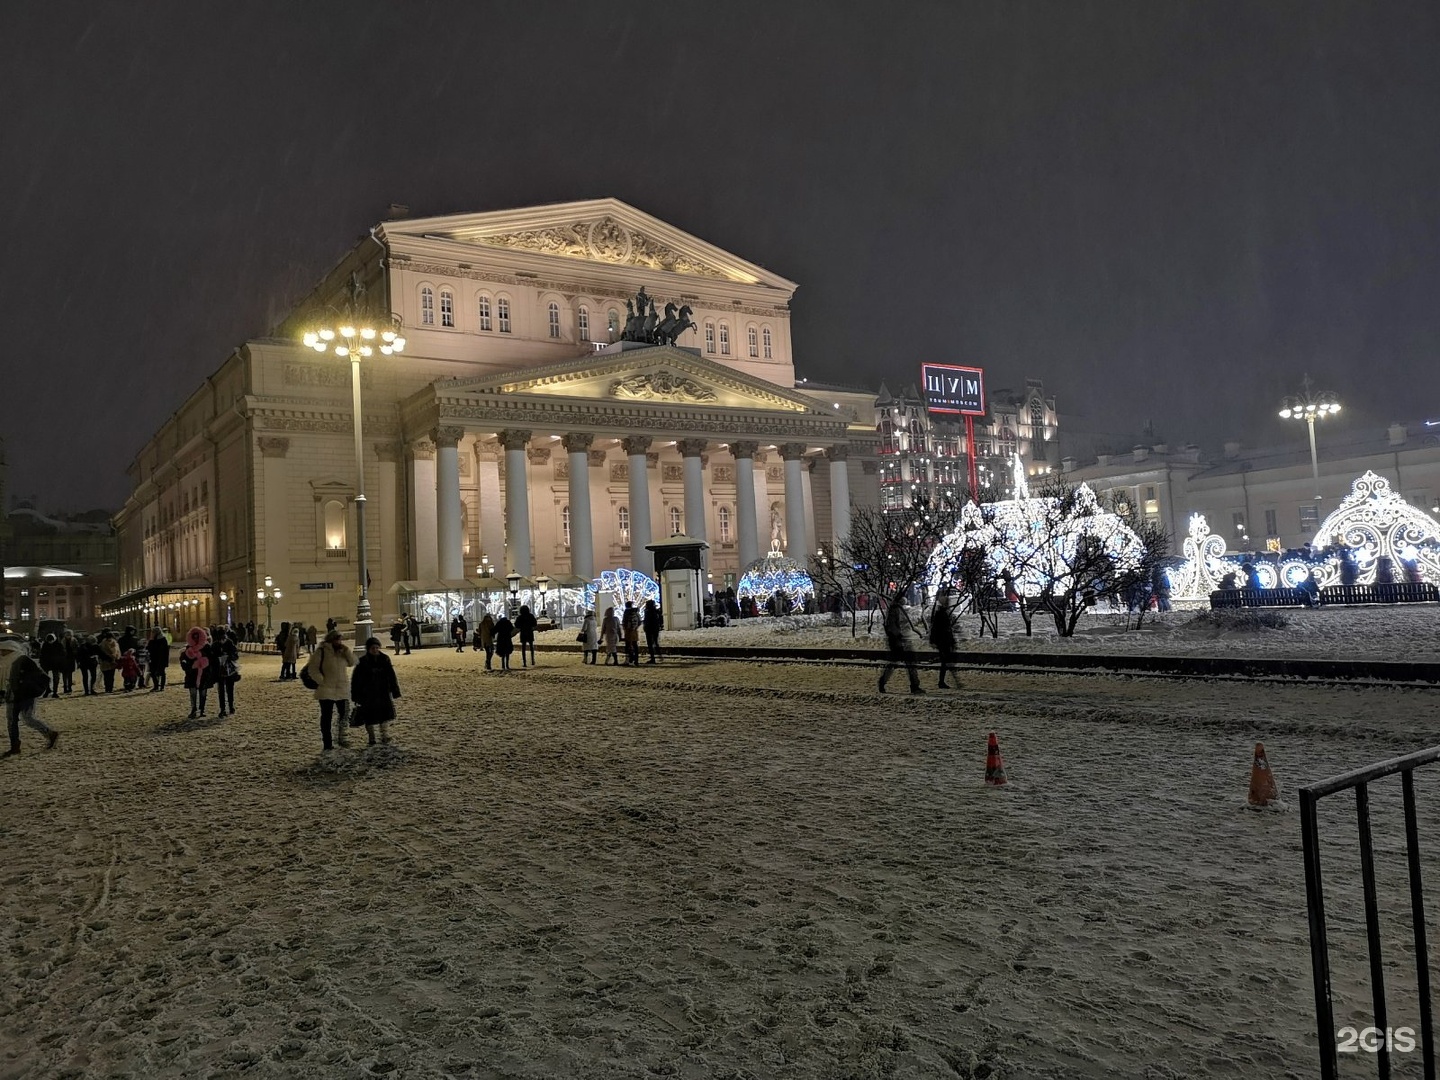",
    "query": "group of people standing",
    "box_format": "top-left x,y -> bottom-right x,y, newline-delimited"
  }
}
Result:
578,600 -> 663,666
